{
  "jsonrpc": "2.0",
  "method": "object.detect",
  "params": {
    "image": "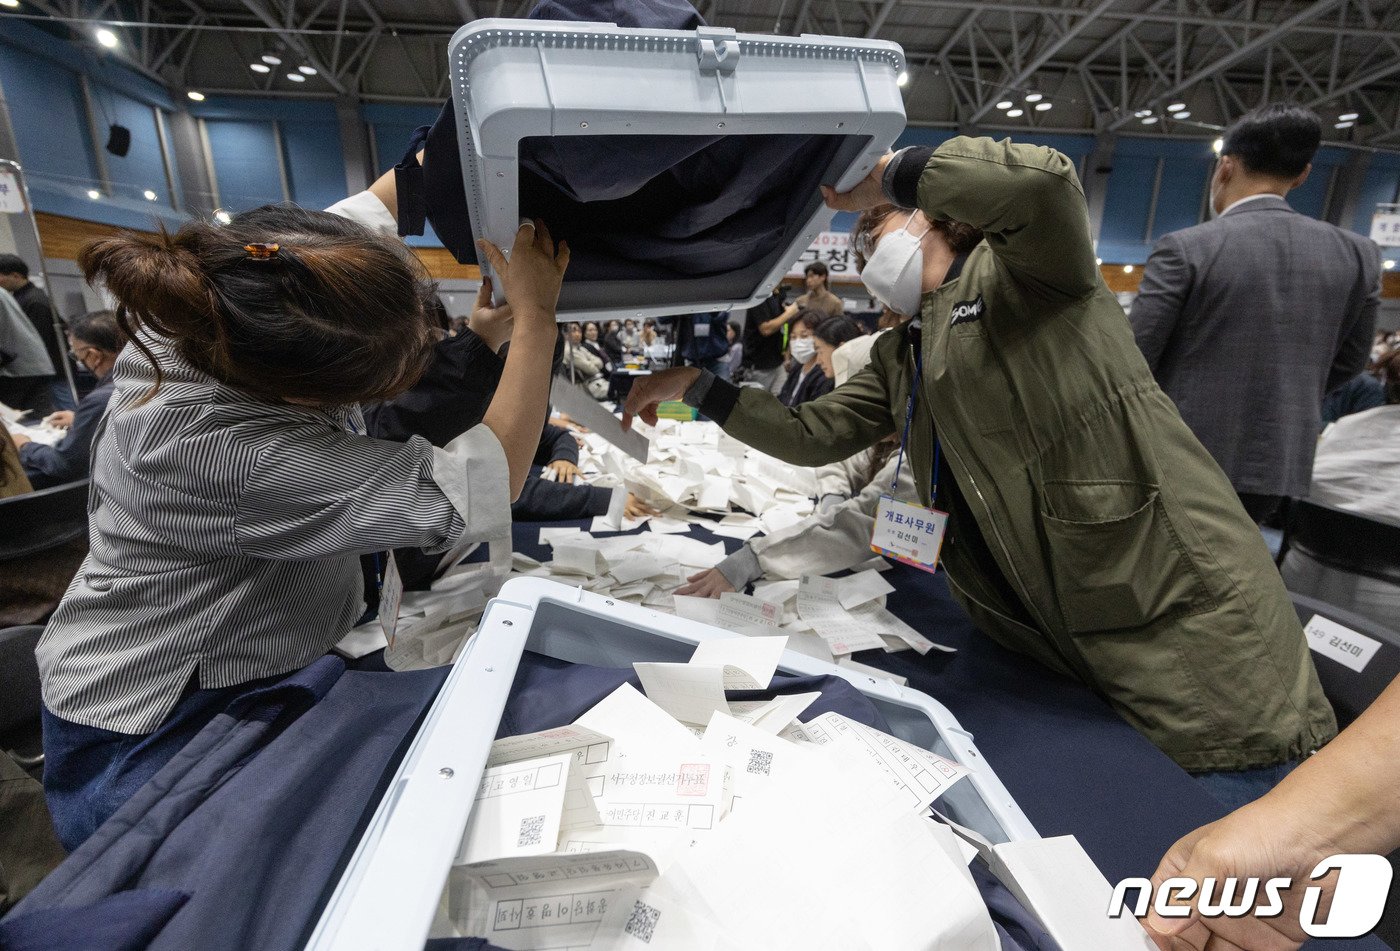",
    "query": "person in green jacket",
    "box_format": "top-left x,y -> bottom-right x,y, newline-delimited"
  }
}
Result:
624,136 -> 1337,805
